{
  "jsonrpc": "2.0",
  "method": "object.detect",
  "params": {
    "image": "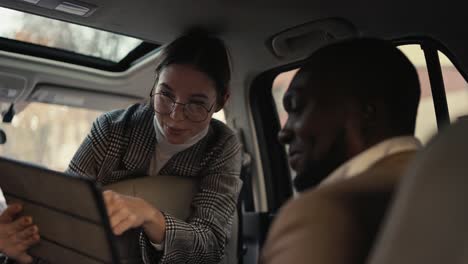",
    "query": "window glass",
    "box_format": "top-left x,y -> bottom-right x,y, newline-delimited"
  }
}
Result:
0,7 -> 142,62
398,45 -> 436,143
272,69 -> 298,128
0,102 -> 225,172
438,51 -> 468,122
0,103 -> 102,171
